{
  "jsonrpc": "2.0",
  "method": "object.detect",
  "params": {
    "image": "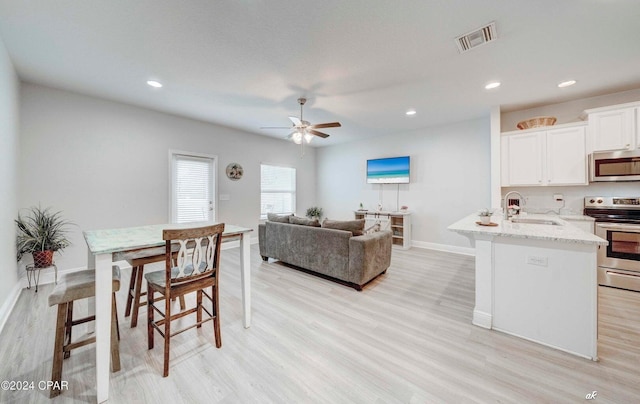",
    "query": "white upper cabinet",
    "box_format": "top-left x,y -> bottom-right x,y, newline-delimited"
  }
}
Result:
501,123 -> 587,187
546,126 -> 587,185
503,132 -> 544,186
585,102 -> 639,152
